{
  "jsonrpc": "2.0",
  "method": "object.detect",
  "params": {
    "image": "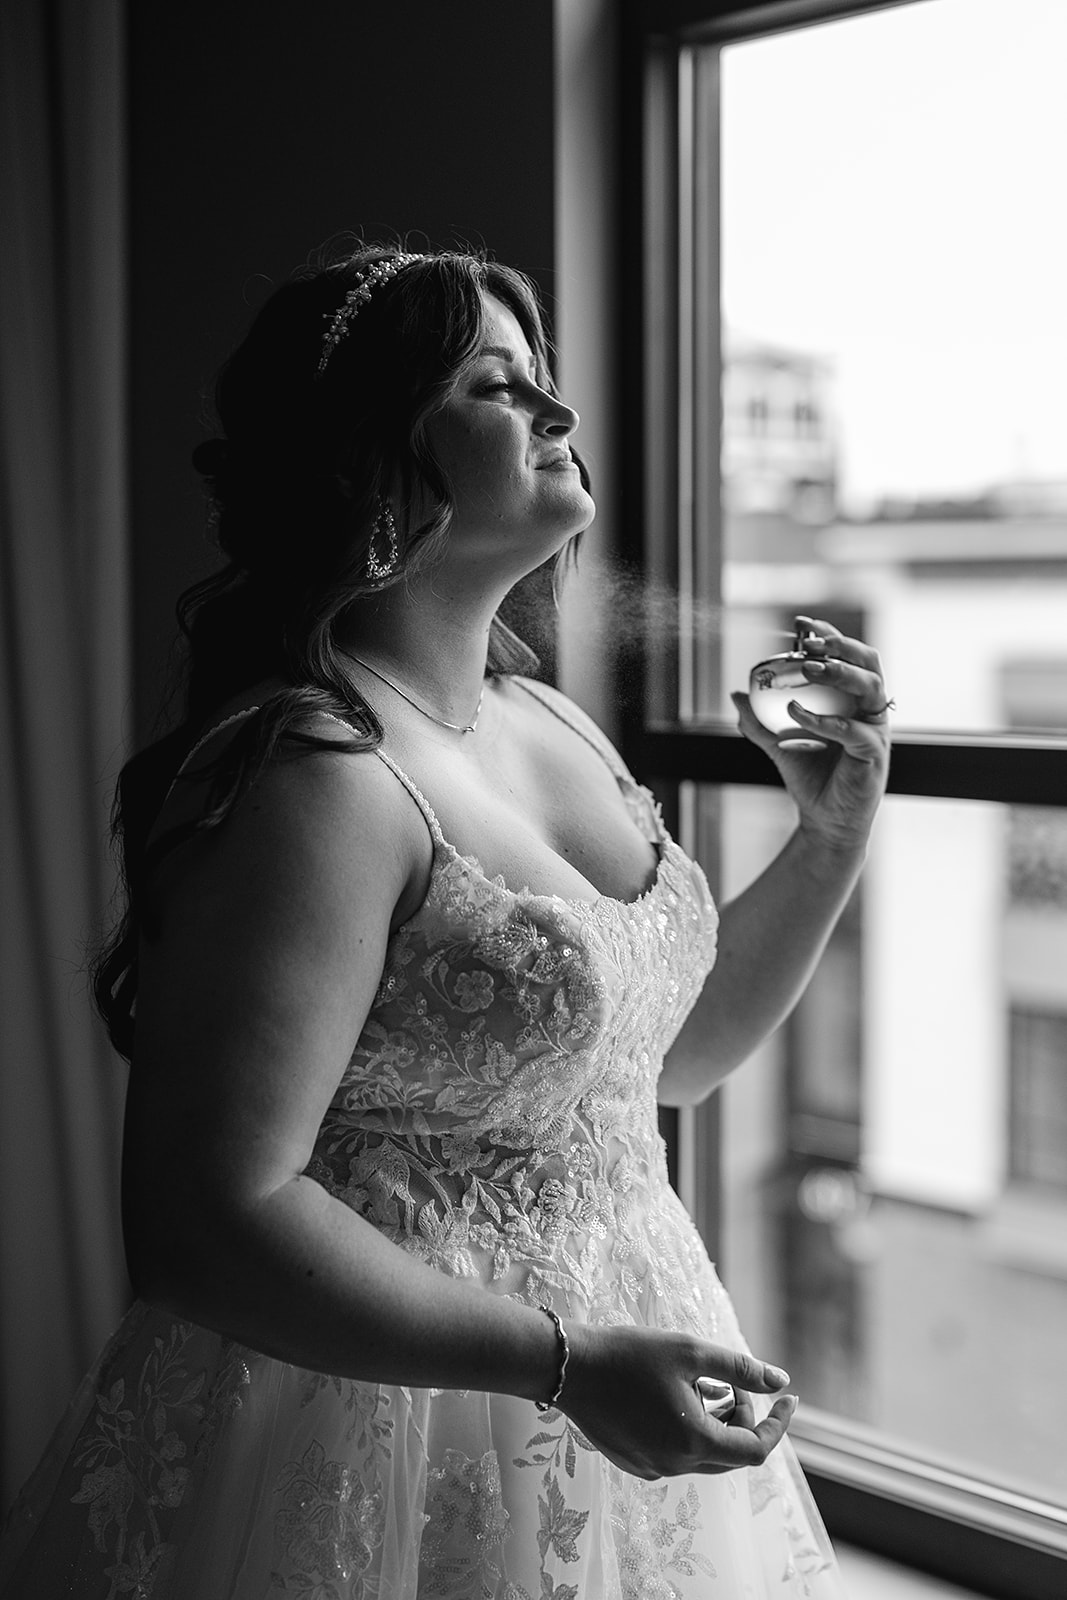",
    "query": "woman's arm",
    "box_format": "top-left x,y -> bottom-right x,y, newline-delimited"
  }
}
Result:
659,827 -> 864,1104
659,617 -> 890,1106
128,743 -> 570,1396
126,737 -> 795,1477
